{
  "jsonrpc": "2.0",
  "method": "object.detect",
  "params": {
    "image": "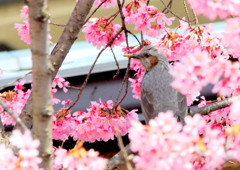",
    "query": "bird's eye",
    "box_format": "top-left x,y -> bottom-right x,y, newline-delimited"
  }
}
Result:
145,53 -> 150,57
